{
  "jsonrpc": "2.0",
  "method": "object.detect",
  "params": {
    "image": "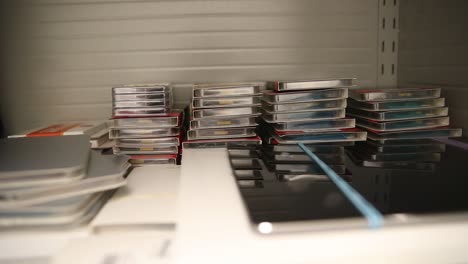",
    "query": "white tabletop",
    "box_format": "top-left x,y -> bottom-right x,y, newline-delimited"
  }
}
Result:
91,165 -> 179,230
3,149 -> 468,264
175,148 -> 468,264
0,166 -> 179,263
